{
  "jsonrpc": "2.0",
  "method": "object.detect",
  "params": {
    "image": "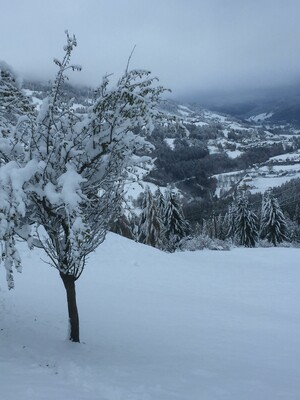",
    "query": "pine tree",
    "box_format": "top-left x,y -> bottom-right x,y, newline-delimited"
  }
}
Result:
216,214 -> 225,240
233,191 -> 258,247
138,186 -> 162,248
0,62 -> 34,129
163,189 -> 189,252
154,187 -> 165,220
110,210 -> 134,240
201,218 -> 210,237
223,208 -> 234,240
260,190 -> 287,246
227,202 -> 236,241
194,222 -> 201,236
285,214 -> 300,243
293,204 -> 300,225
